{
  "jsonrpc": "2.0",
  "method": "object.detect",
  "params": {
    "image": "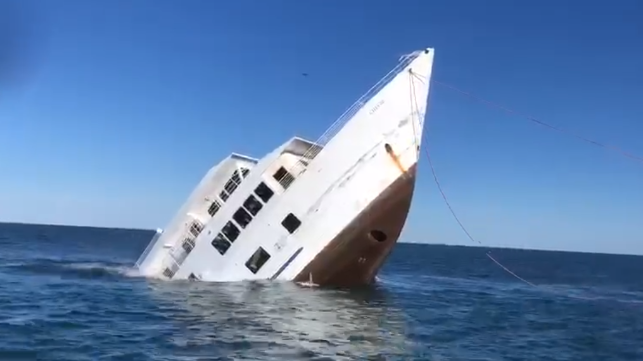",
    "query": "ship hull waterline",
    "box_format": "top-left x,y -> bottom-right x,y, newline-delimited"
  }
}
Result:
293,164 -> 417,287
